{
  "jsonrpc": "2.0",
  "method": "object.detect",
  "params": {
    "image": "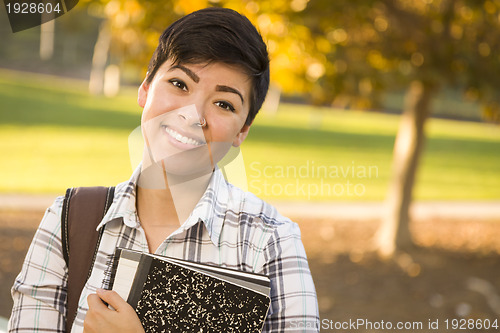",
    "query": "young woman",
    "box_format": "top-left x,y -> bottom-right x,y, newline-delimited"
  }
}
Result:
9,7 -> 319,332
